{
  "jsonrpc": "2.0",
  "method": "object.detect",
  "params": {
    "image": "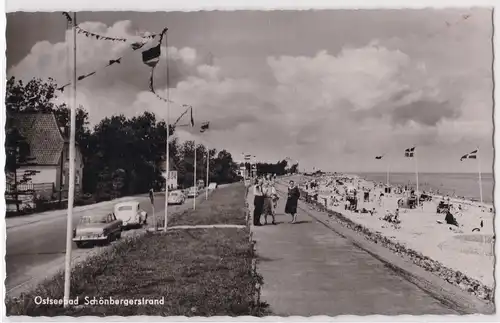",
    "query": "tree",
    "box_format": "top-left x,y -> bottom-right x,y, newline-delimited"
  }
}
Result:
6,77 -> 59,112
289,163 -> 299,174
213,150 -> 238,184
